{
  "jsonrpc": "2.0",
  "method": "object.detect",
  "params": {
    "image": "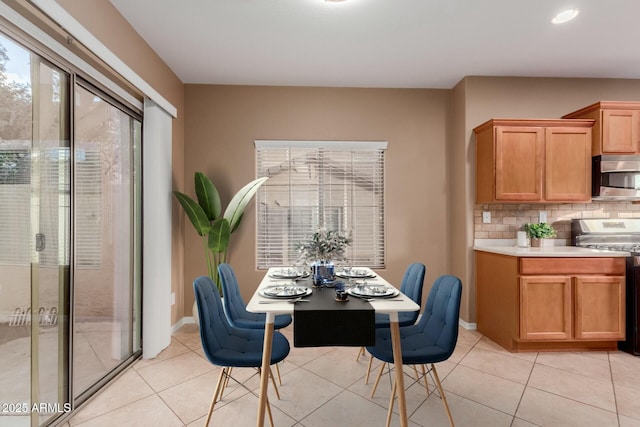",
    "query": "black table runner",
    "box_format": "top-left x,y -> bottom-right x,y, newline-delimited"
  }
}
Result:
293,285 -> 375,347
